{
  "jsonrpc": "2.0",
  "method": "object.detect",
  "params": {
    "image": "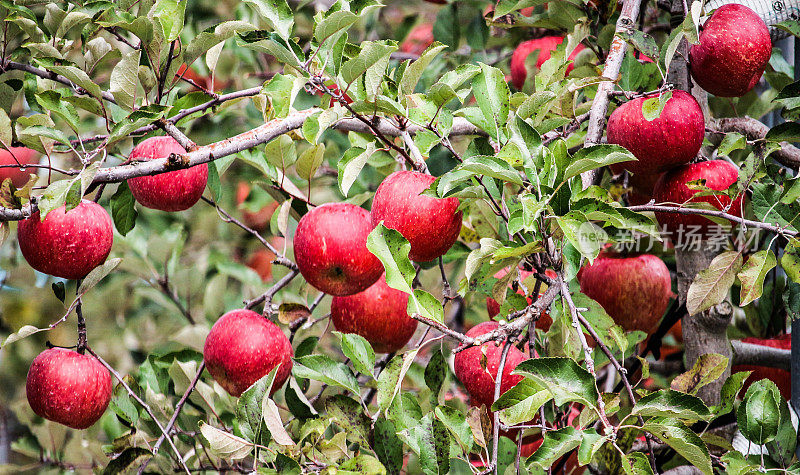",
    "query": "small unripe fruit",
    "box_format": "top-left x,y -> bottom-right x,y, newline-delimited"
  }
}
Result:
331,274 -> 418,353
294,203 -> 383,296
26,348 -> 112,429
18,200 -> 113,279
453,321 -> 526,408
204,309 -> 293,397
127,136 -> 208,212
371,171 -> 462,262
607,90 -> 705,175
